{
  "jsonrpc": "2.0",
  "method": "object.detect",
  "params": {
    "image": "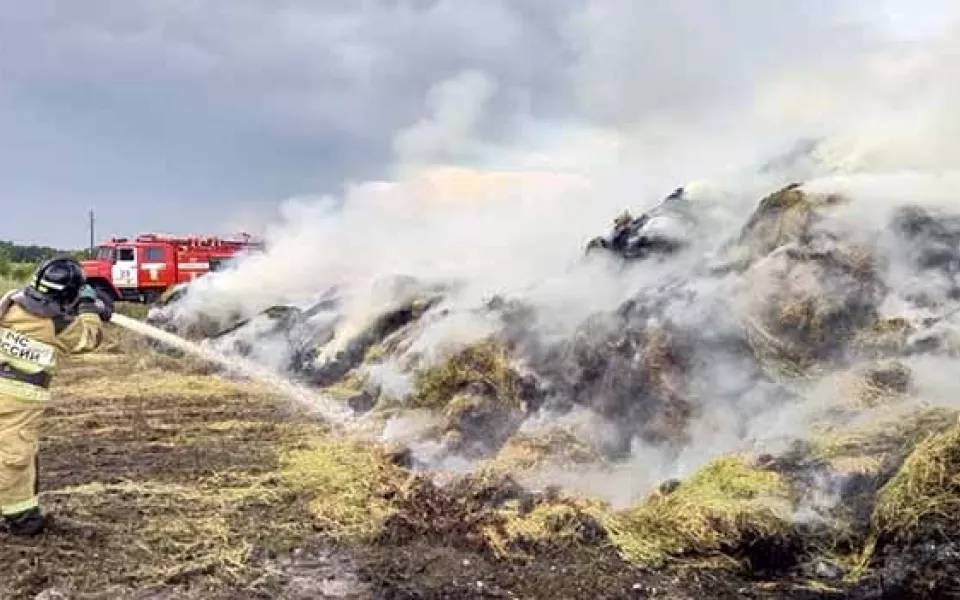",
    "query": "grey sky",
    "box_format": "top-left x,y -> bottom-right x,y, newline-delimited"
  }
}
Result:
0,0 -> 951,247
